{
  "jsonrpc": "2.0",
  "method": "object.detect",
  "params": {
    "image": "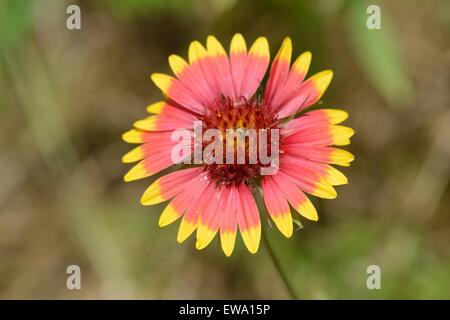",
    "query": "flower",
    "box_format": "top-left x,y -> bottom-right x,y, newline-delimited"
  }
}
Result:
122,34 -> 354,256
